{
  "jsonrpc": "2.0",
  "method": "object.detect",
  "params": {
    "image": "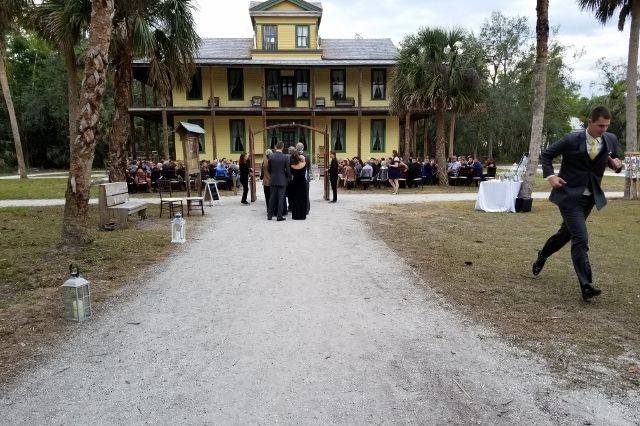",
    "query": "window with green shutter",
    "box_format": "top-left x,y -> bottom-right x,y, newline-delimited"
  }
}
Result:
296,25 -> 309,48
263,25 -> 277,50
